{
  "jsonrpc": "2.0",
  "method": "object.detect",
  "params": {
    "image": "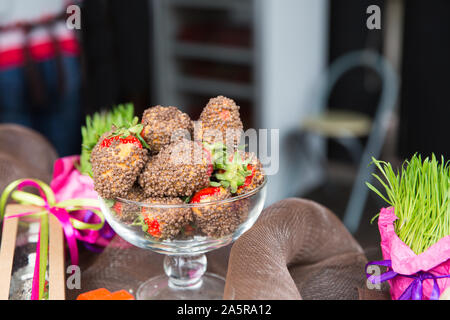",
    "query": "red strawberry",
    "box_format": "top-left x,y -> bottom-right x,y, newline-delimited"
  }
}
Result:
190,185 -> 248,237
141,206 -> 162,237
235,158 -> 264,195
143,214 -> 161,238
241,164 -> 255,188
190,186 -> 229,219
112,201 -> 122,214
137,197 -> 192,240
211,151 -> 264,194
225,154 -> 255,188
197,142 -> 221,177
101,135 -> 142,148
101,116 -> 150,150
201,142 -> 243,178
139,128 -> 146,140
209,151 -> 252,193
190,186 -> 227,204
202,146 -> 214,177
181,223 -> 196,237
